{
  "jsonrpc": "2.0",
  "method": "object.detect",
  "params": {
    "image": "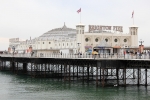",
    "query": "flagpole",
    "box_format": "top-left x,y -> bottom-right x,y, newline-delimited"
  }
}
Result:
80,12 -> 81,23
77,8 -> 81,23
133,16 -> 134,25
132,11 -> 134,25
